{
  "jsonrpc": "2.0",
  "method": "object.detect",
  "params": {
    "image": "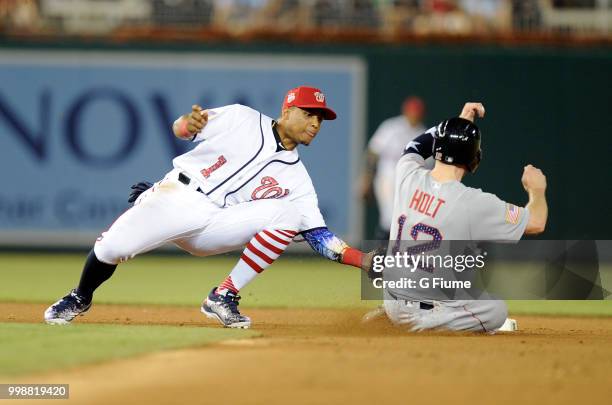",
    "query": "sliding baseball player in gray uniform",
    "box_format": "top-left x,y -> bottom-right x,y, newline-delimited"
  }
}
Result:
383,102 -> 548,332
